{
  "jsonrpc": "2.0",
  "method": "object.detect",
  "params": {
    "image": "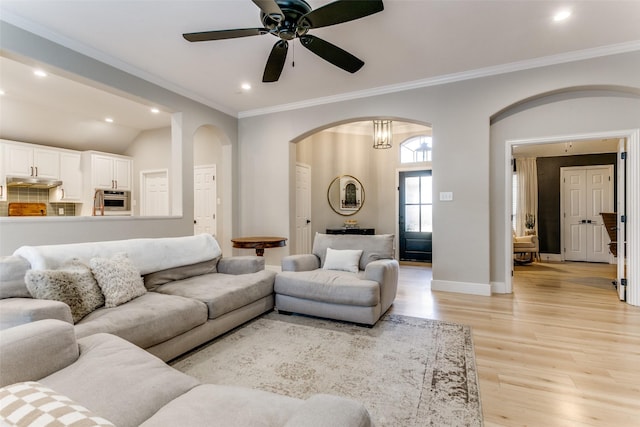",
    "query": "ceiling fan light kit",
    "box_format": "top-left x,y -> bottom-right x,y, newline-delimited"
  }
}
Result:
182,0 -> 384,83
